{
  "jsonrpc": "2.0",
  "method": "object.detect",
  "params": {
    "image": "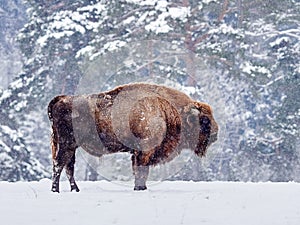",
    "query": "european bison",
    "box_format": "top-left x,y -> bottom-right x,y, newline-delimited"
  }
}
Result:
48,83 -> 218,192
